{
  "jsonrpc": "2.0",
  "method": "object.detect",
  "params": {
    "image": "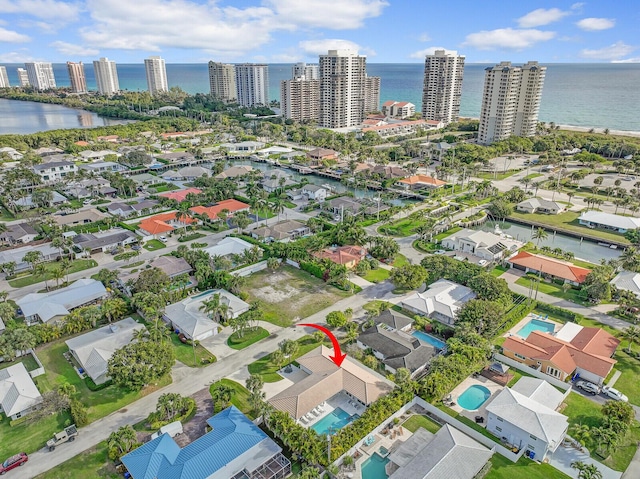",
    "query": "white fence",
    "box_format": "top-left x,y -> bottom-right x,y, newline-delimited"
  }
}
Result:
27,349 -> 45,378
494,352 -> 572,395
231,260 -> 268,277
